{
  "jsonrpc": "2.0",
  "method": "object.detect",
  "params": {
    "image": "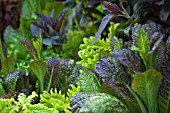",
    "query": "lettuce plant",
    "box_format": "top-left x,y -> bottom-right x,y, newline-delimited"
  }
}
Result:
0,83 -> 80,113
70,22 -> 170,113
